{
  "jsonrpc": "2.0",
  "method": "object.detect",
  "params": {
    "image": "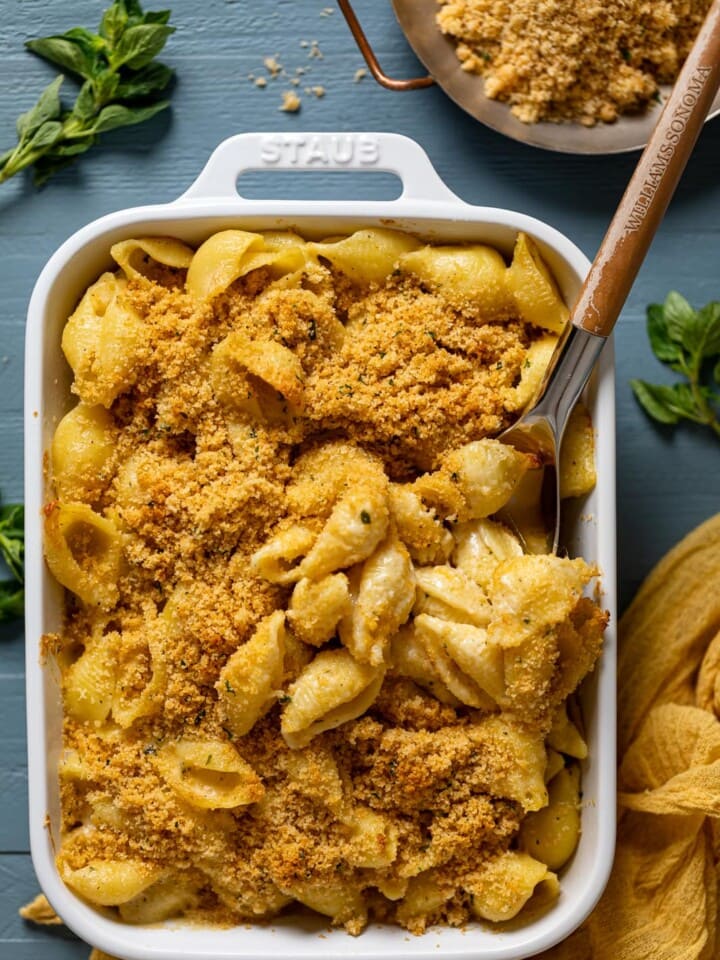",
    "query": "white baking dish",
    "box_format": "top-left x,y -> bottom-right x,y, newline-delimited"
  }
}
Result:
25,132 -> 616,960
